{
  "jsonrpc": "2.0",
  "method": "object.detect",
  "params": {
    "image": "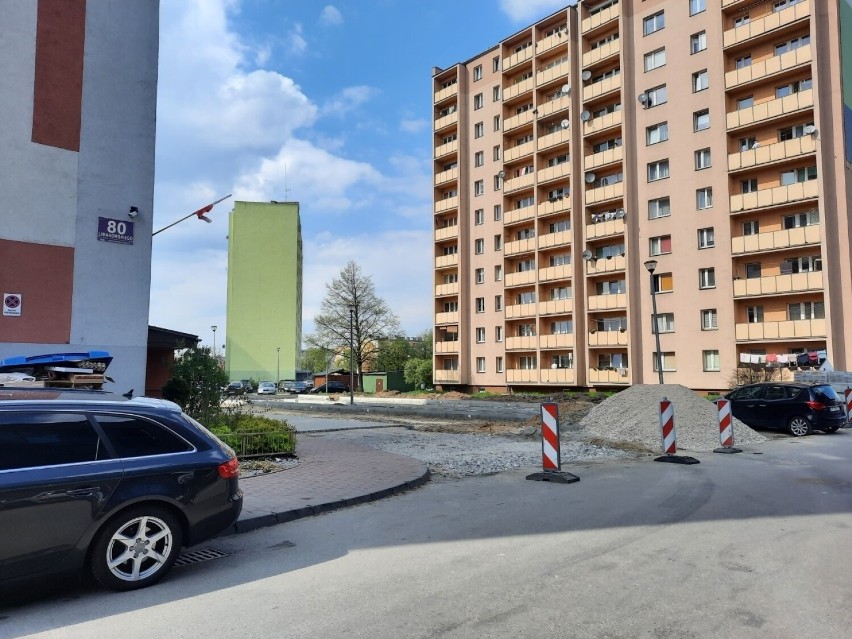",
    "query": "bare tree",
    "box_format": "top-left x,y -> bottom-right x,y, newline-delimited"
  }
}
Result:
306,261 -> 401,391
